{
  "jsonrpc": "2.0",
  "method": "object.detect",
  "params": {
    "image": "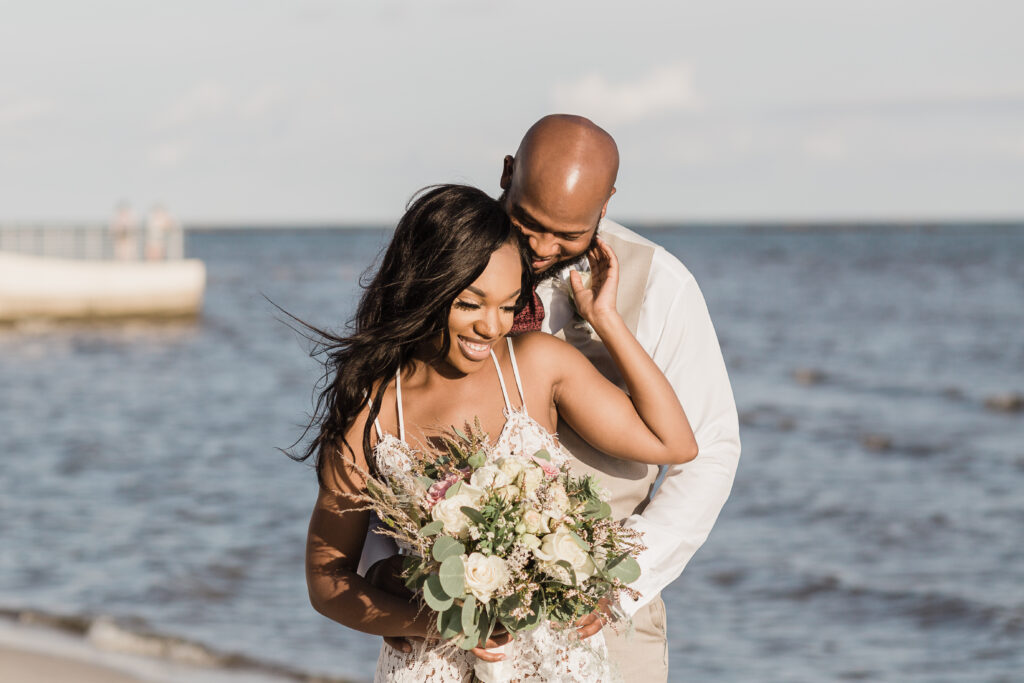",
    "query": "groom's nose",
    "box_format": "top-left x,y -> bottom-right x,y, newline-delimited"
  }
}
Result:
529,233 -> 560,260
